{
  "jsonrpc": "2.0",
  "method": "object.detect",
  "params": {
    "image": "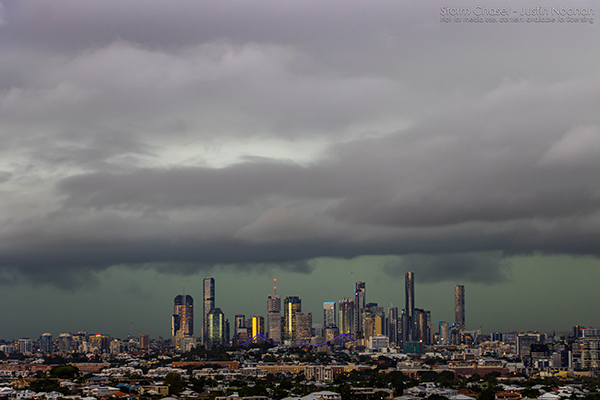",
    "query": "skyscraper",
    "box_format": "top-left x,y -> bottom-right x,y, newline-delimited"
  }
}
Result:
455,285 -> 465,329
295,312 -> 313,344
405,272 -> 415,341
338,297 -> 355,335
203,277 -> 215,345
284,296 -> 301,343
207,308 -> 225,348
354,281 -> 366,338
233,314 -> 249,345
252,316 -> 265,338
388,306 -> 398,345
267,294 -> 282,343
414,308 -> 431,344
173,294 -> 194,346
323,302 -> 337,328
